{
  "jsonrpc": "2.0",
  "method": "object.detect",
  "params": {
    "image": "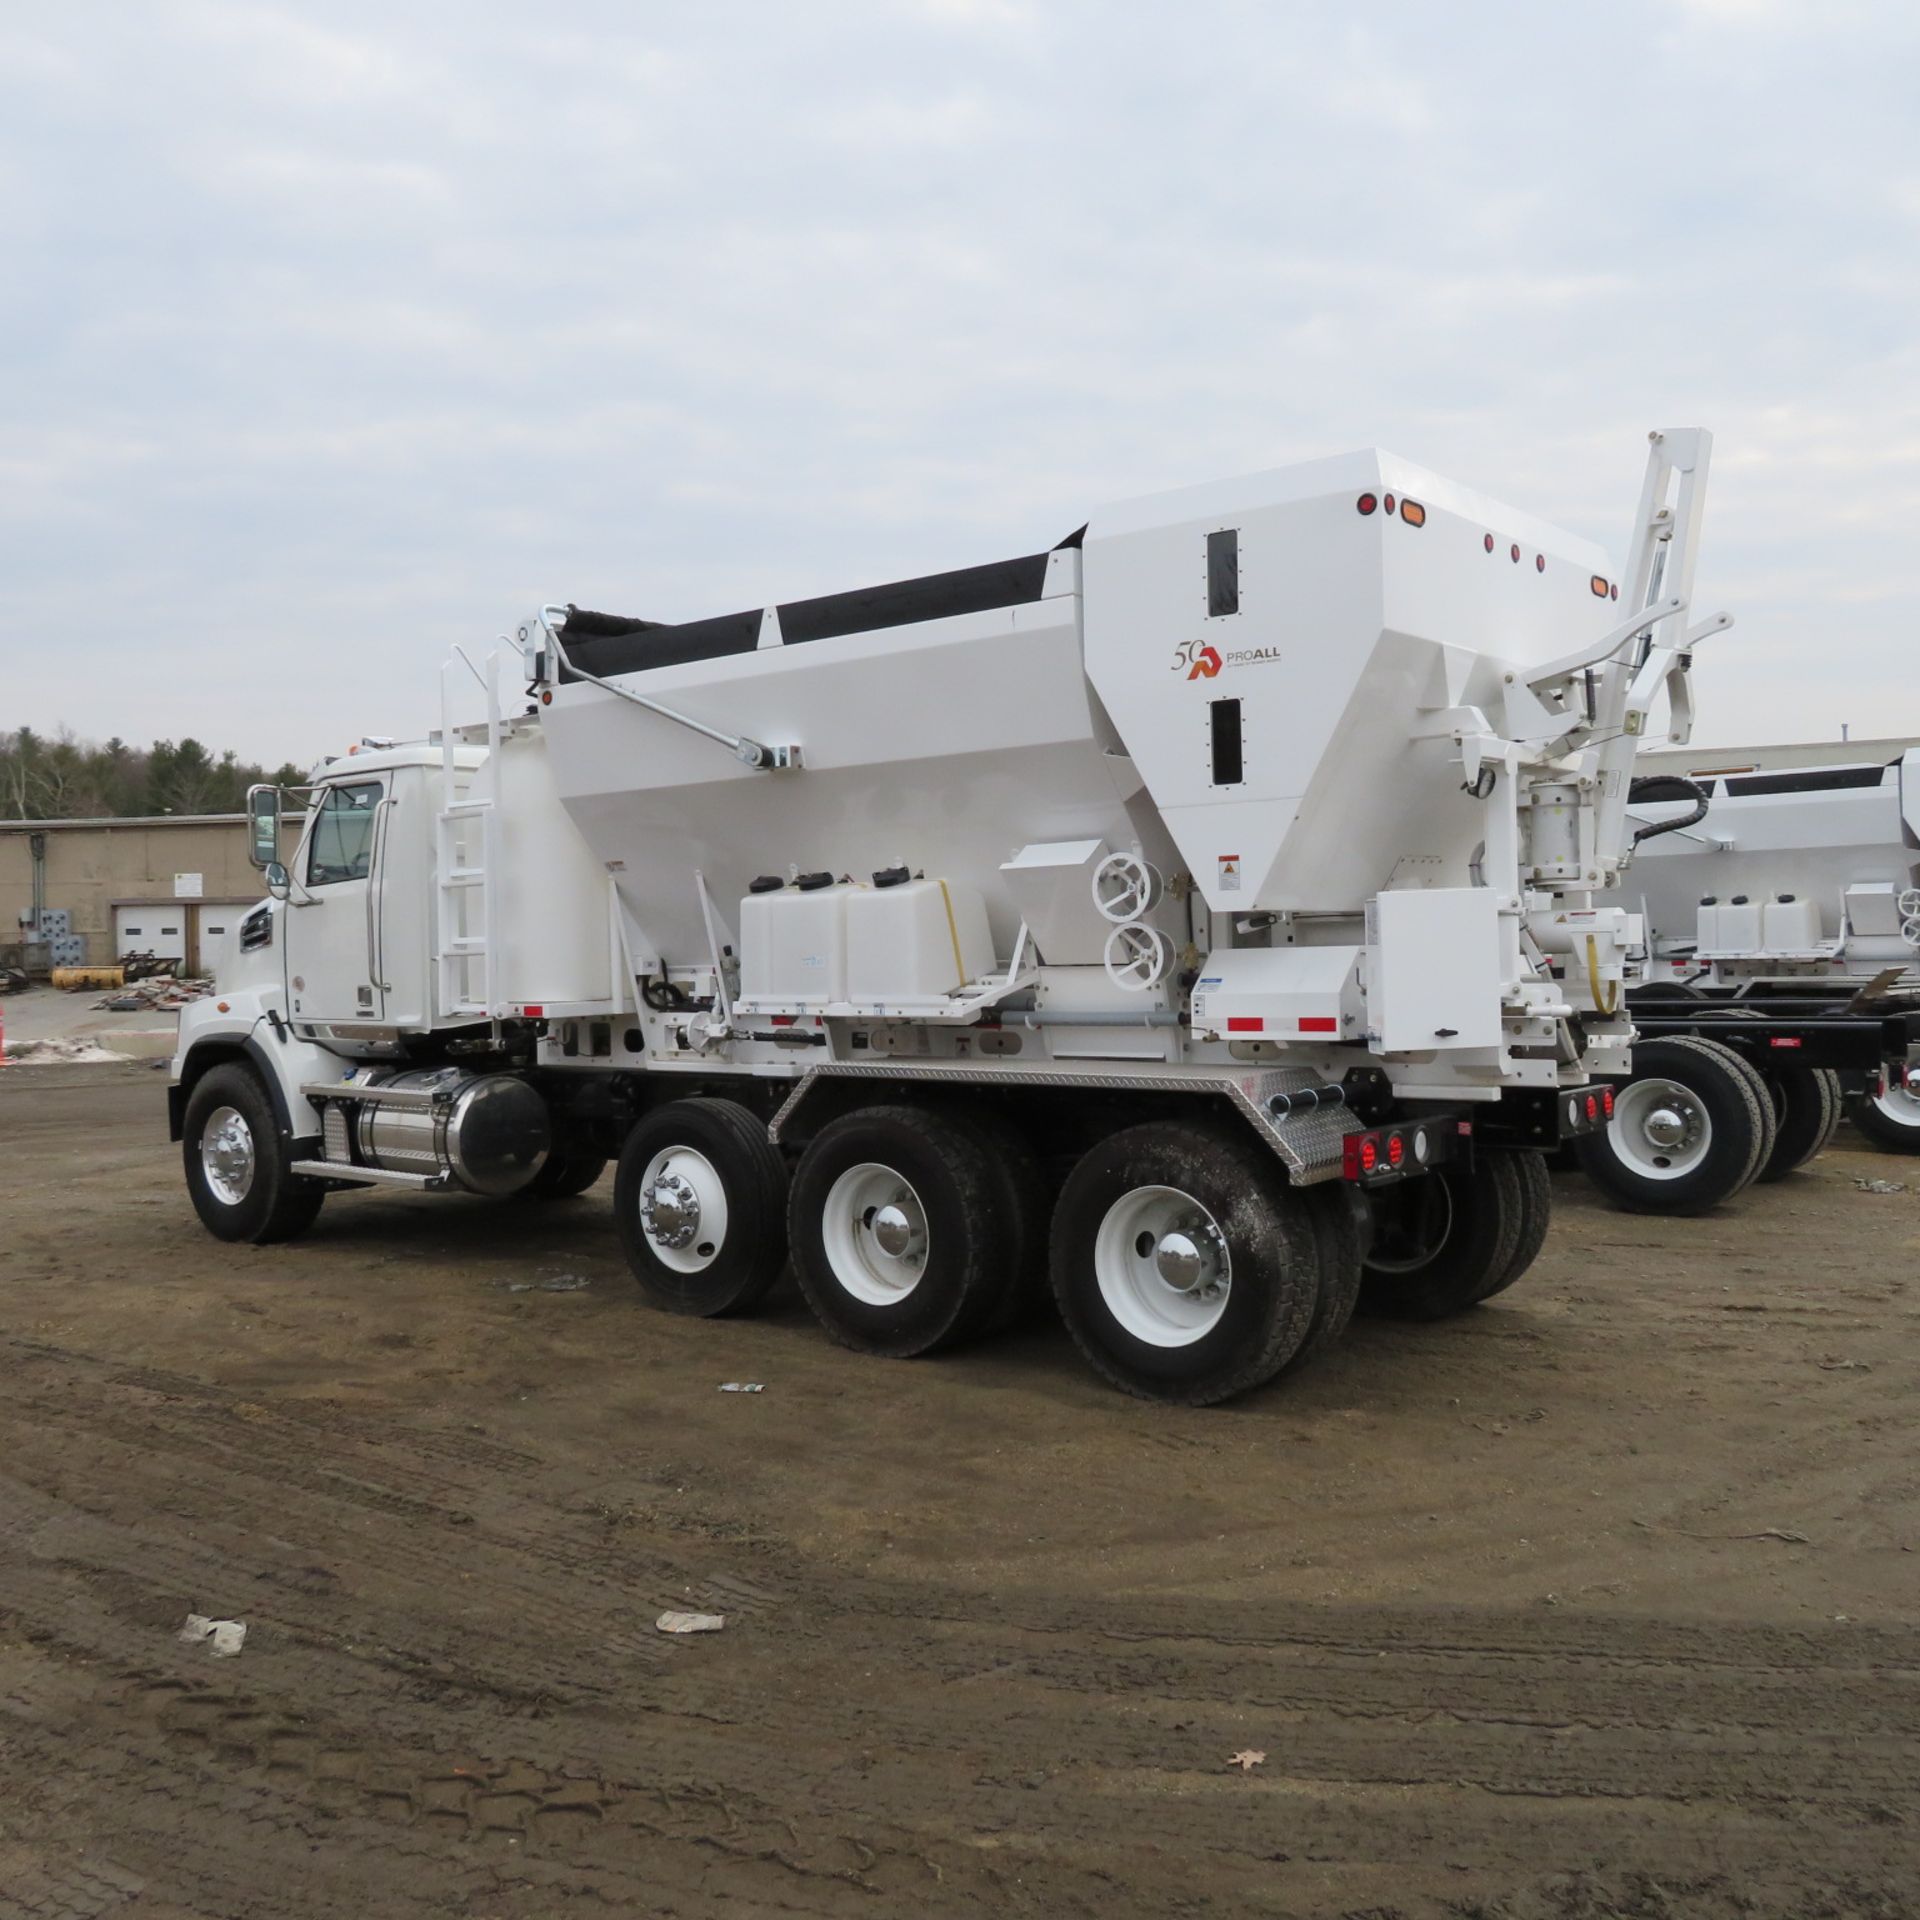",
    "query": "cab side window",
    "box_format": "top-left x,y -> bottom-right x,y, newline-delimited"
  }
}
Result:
305,781 -> 382,886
